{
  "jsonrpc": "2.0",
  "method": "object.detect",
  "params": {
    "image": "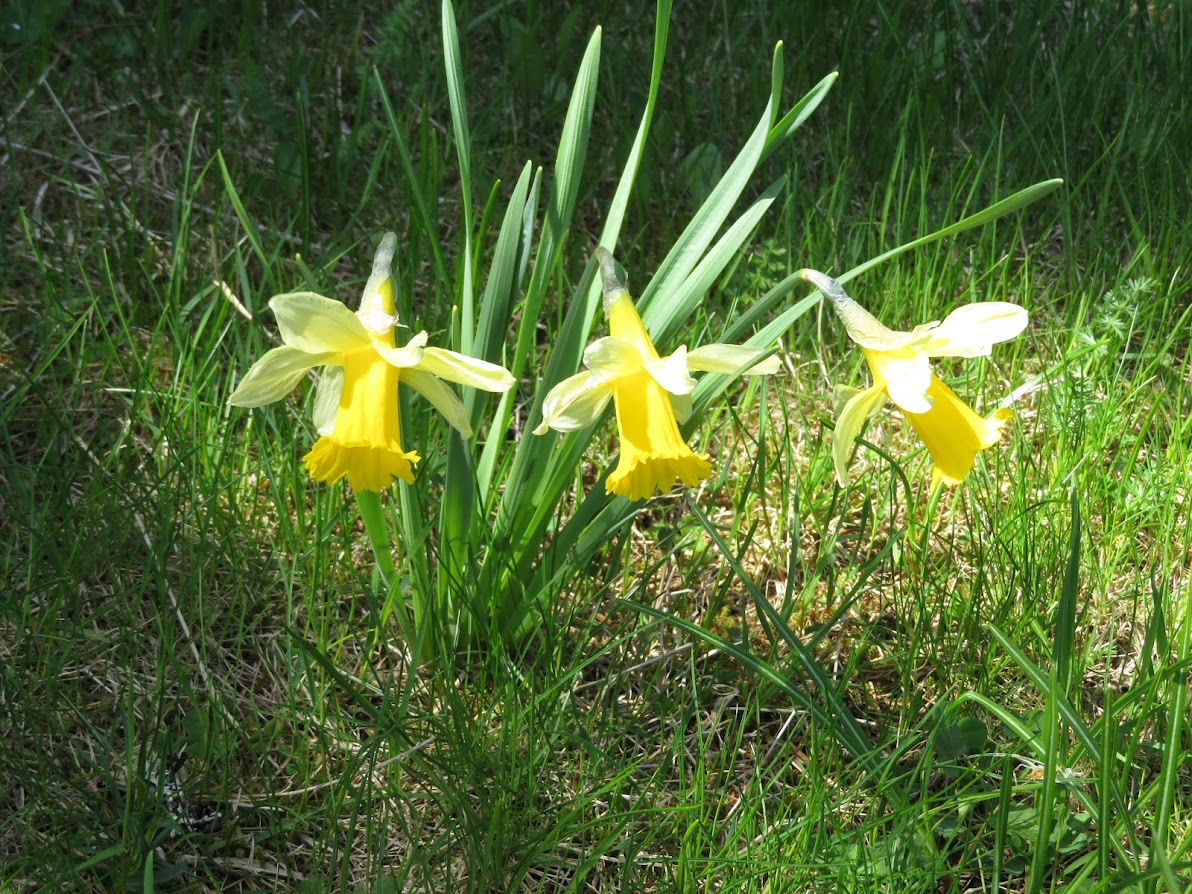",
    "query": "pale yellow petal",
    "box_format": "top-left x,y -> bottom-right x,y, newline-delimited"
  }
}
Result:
415,346 -> 516,392
877,352 -> 933,414
646,347 -> 698,396
402,367 -> 473,437
228,345 -> 336,407
312,365 -> 343,435
832,382 -> 882,418
685,343 -> 780,375
534,371 -> 613,434
357,307 -> 398,337
373,331 -> 428,369
270,292 -> 369,353
832,383 -> 888,485
671,392 -> 693,424
584,336 -> 643,382
922,302 -> 1029,358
